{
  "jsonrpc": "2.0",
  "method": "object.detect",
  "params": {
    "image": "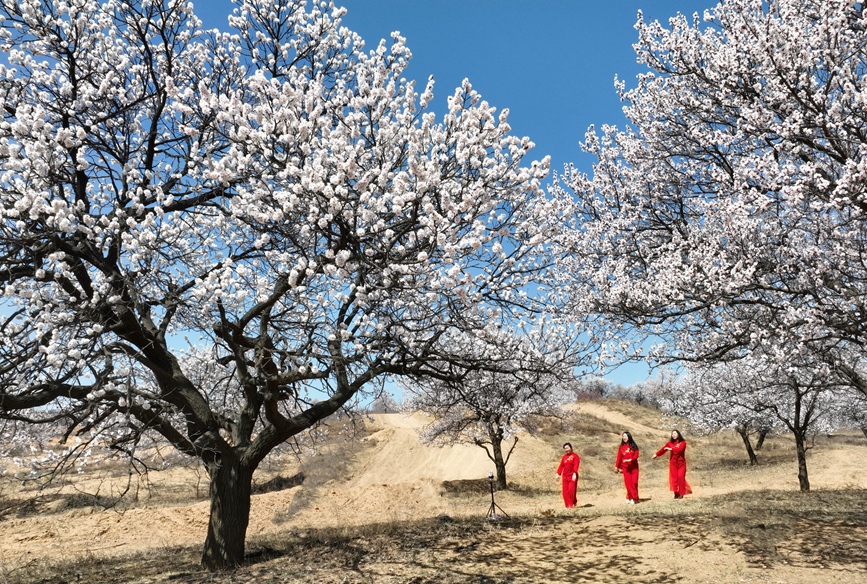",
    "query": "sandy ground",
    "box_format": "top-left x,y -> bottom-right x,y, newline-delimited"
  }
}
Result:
0,402 -> 865,583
